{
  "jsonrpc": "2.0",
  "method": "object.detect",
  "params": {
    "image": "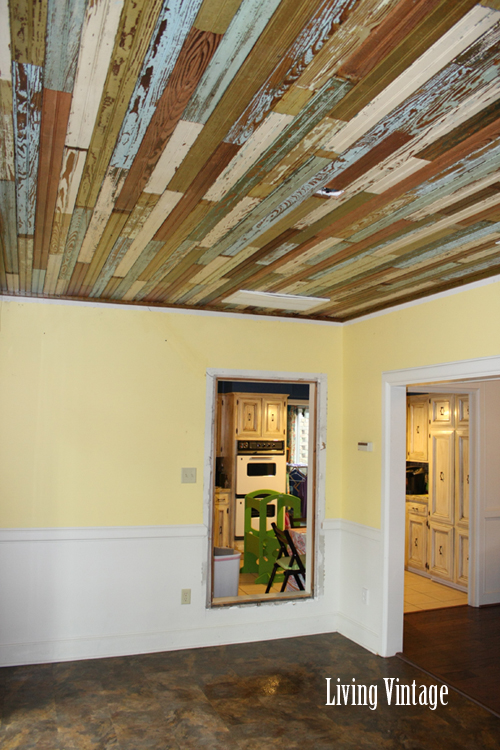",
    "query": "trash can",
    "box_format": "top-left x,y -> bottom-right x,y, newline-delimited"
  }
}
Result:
213,547 -> 241,597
